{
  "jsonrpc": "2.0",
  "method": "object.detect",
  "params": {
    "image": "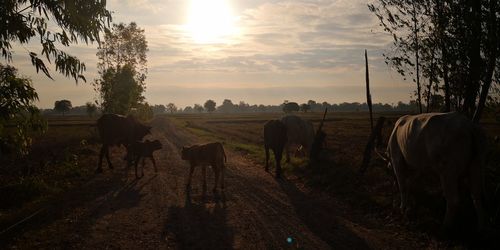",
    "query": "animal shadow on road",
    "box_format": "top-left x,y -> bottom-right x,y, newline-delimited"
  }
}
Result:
163,189 -> 233,249
277,178 -> 371,250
